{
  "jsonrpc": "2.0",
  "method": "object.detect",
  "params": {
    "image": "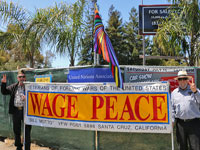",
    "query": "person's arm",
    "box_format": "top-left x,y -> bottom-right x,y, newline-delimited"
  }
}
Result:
193,89 -> 200,103
171,91 -> 175,128
188,79 -> 200,103
1,74 -> 11,95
